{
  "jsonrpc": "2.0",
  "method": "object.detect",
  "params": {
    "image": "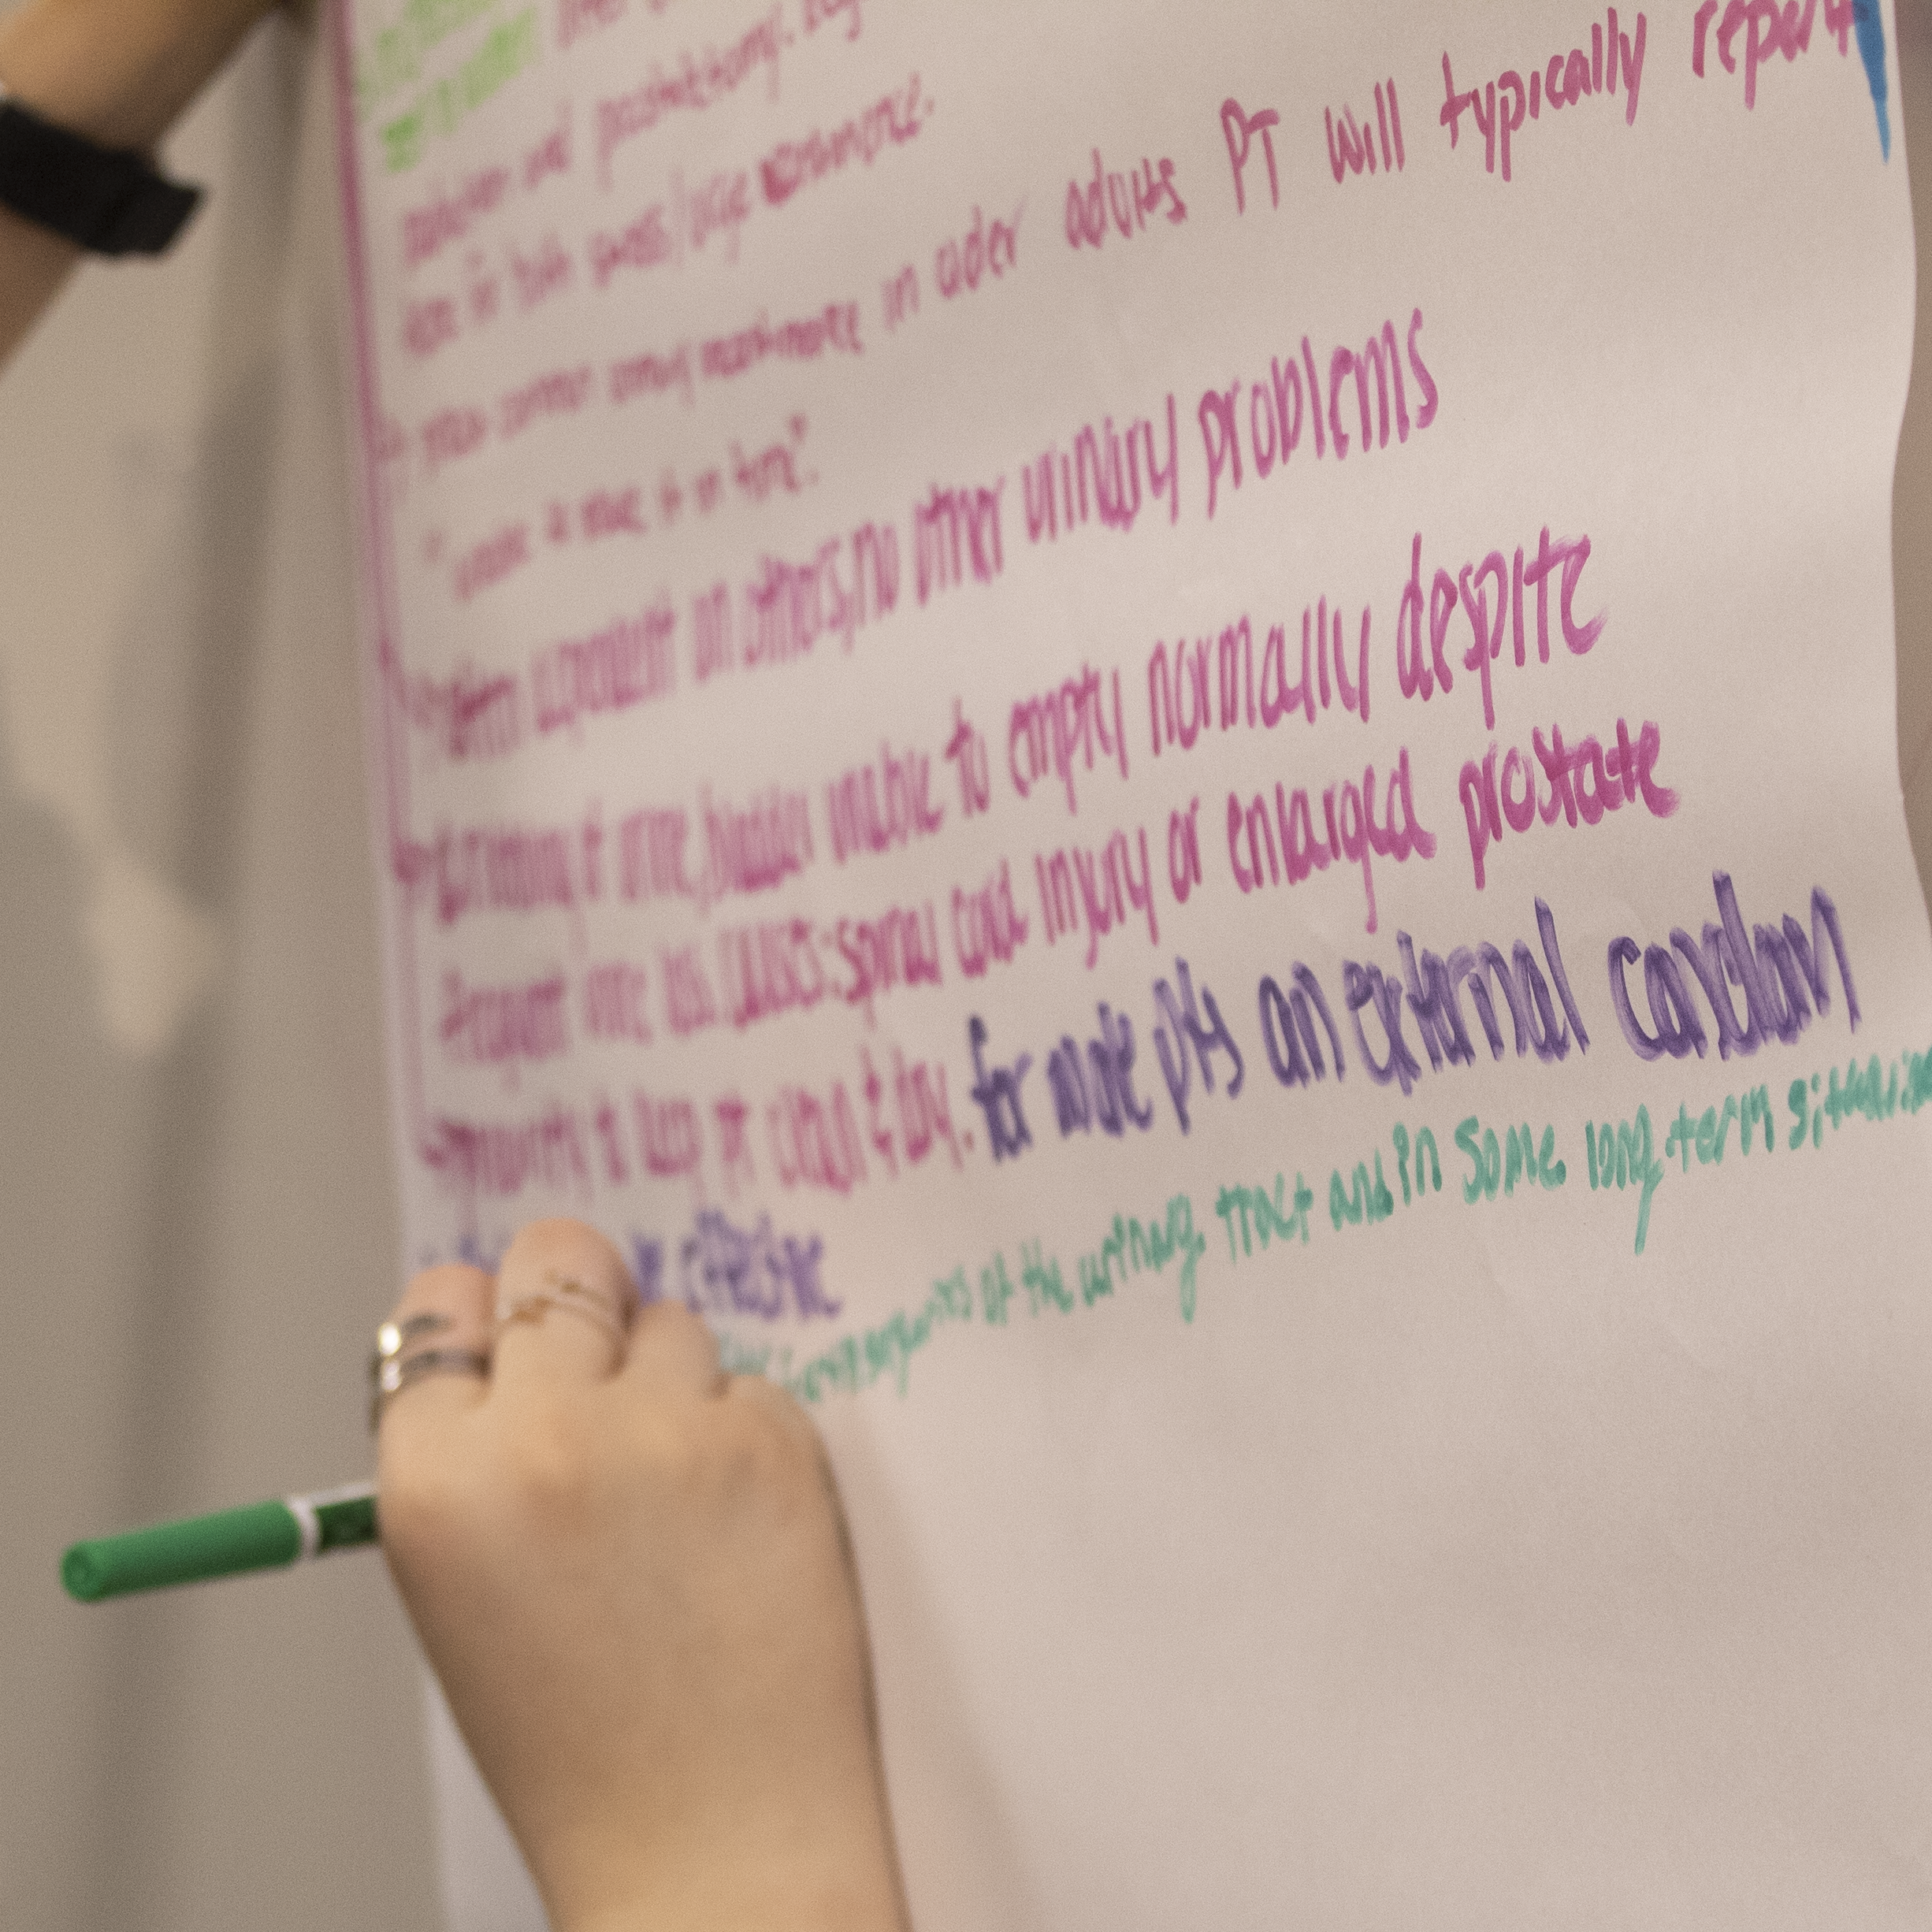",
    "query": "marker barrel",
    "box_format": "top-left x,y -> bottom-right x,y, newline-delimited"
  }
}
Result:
61,1486 -> 377,1603
63,1501 -> 299,1601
